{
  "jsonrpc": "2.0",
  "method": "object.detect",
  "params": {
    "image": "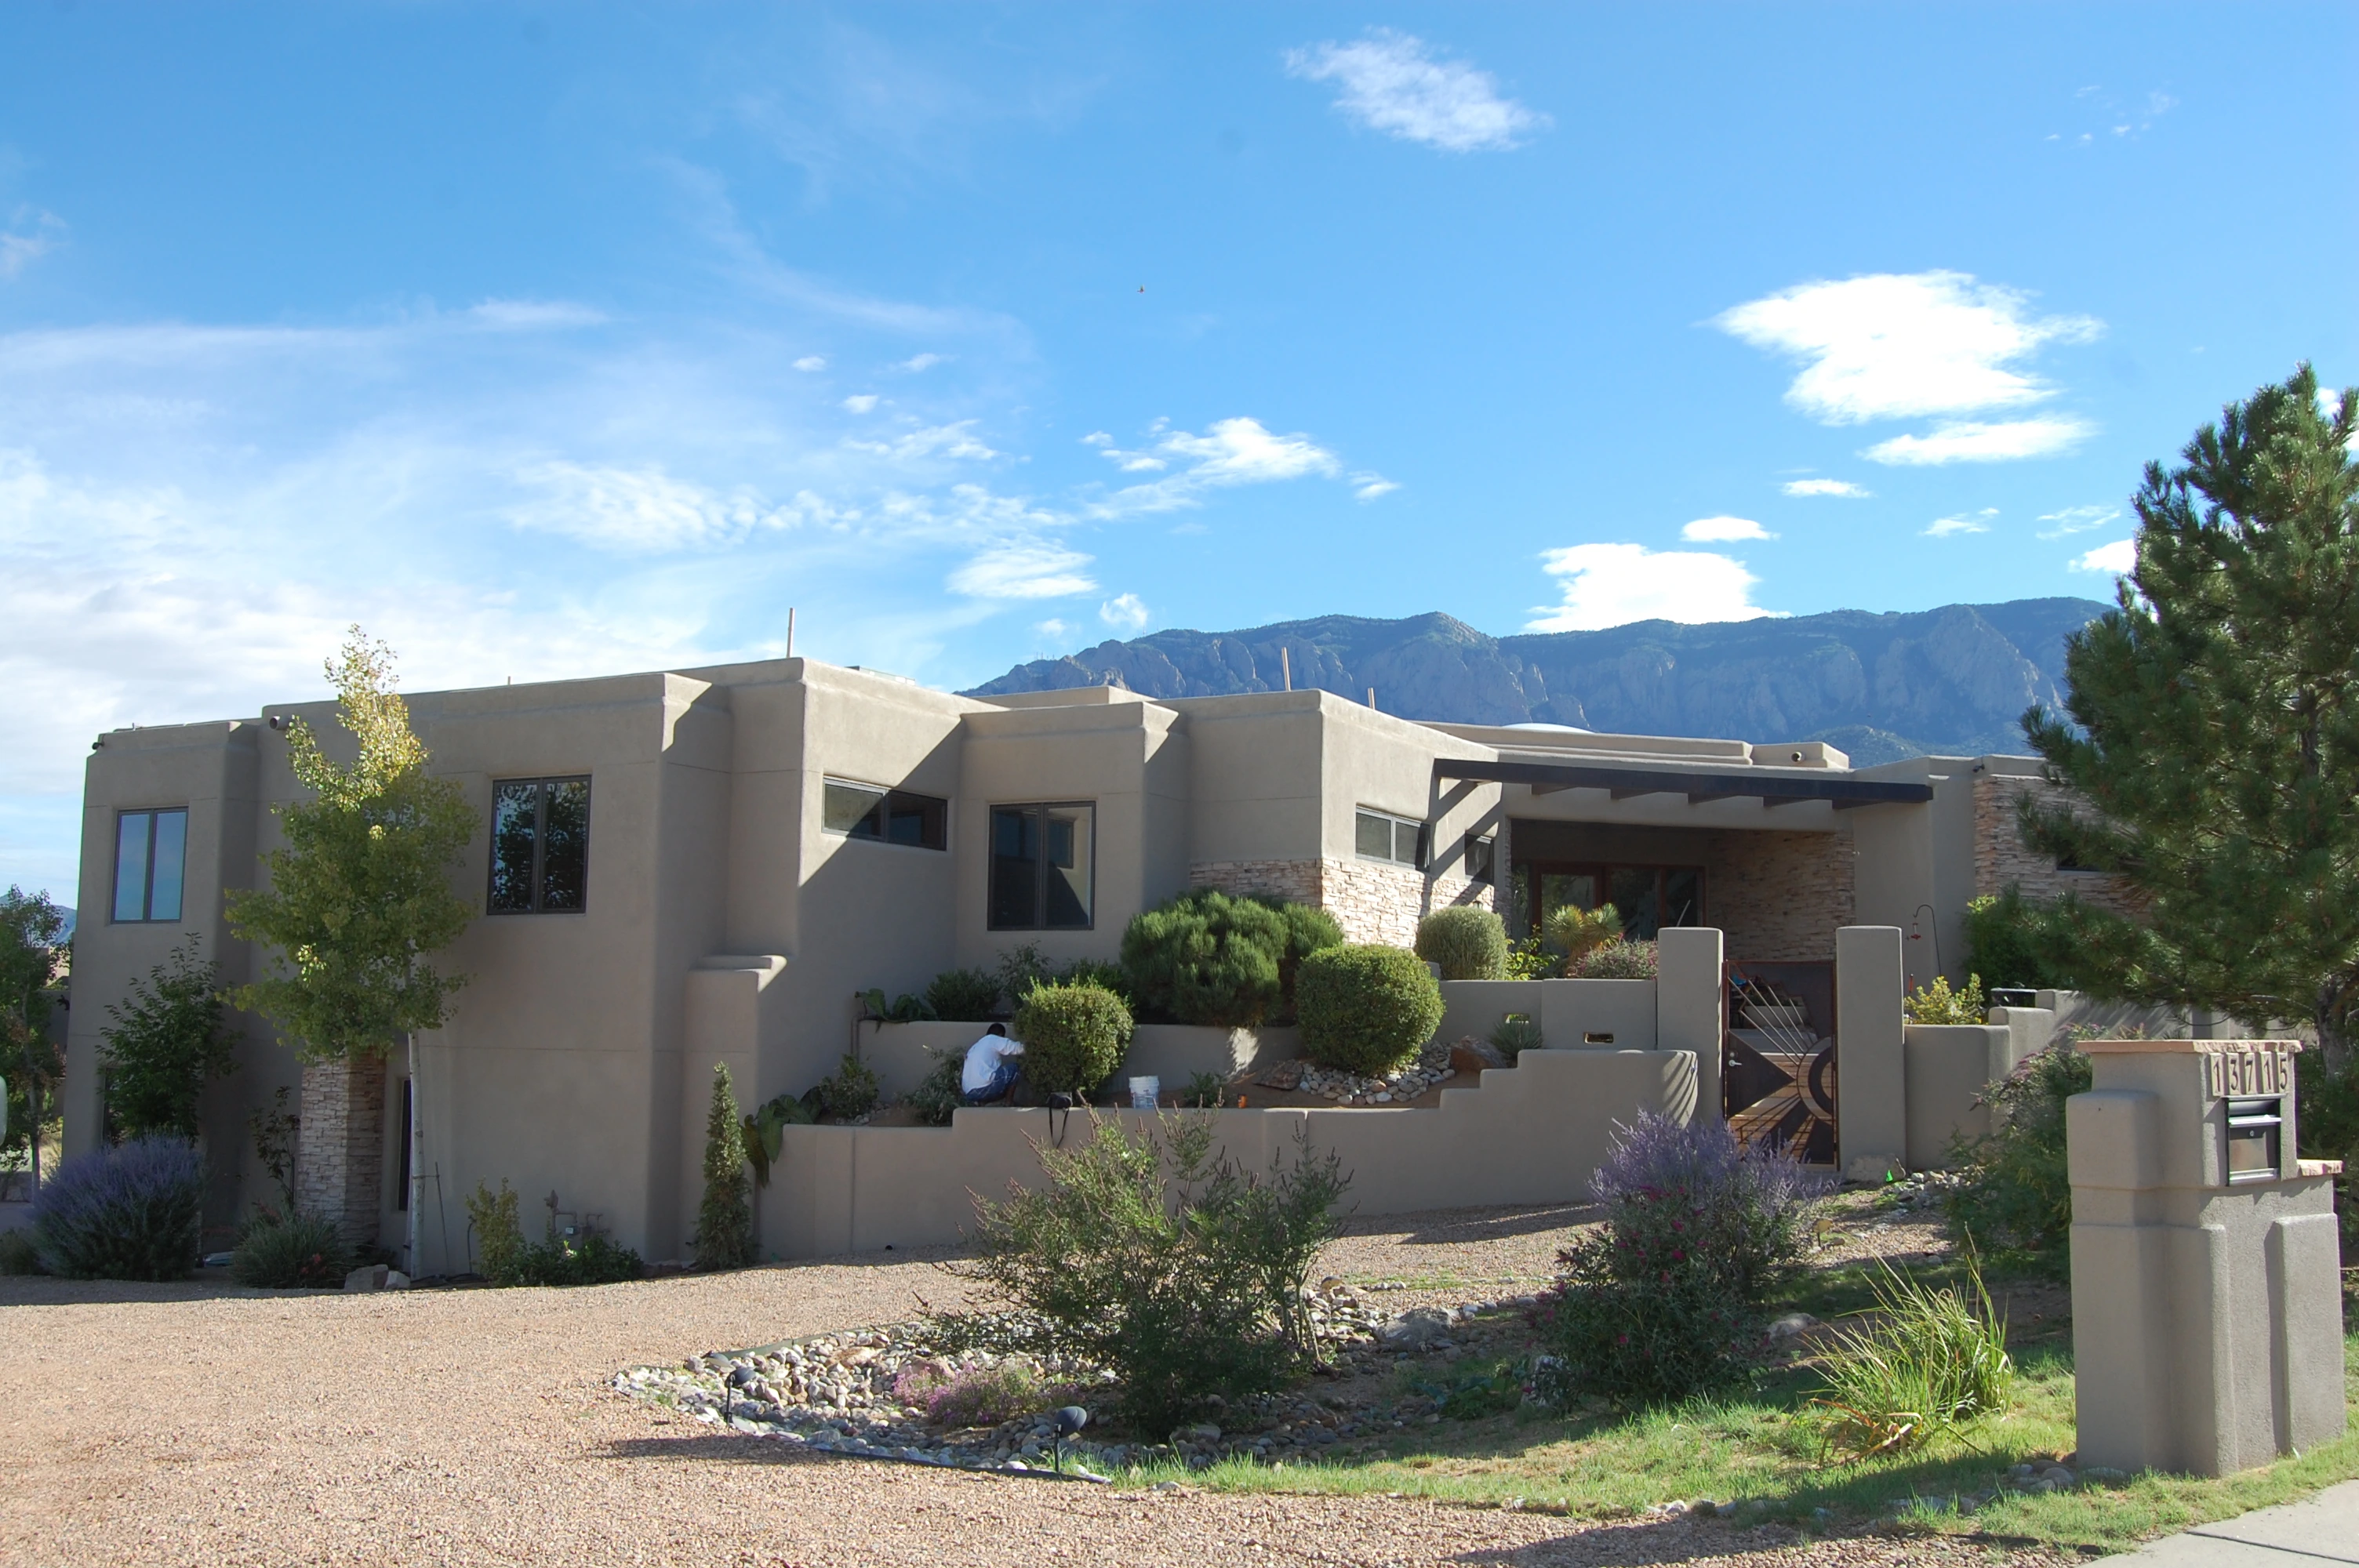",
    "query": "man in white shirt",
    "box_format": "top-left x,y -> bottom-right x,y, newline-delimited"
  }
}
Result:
961,1024 -> 1025,1105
